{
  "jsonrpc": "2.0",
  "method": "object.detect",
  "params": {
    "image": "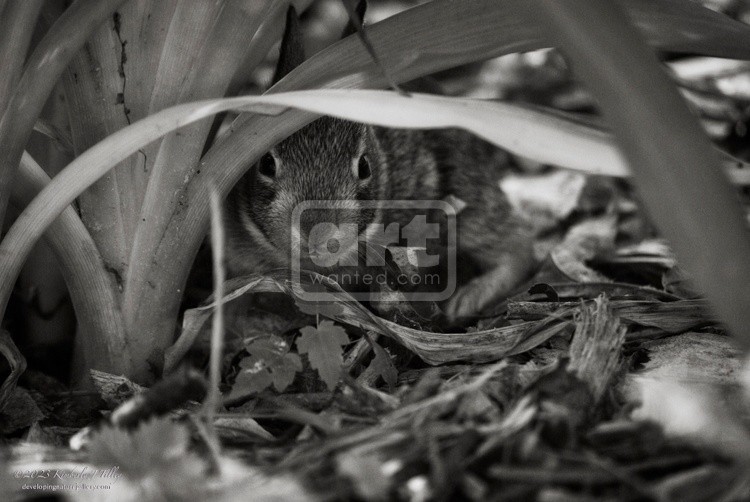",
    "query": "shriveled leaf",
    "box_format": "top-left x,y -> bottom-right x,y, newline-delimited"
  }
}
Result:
297,320 -> 350,390
508,298 -> 715,333
89,369 -> 146,409
177,273 -> 572,366
549,215 -> 618,283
